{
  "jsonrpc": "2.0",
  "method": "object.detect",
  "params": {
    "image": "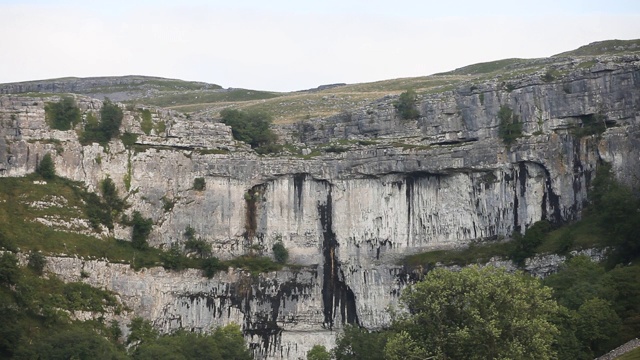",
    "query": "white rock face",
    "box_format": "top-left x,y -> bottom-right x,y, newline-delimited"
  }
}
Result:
1,59 -> 640,359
